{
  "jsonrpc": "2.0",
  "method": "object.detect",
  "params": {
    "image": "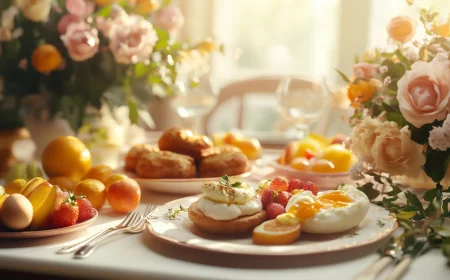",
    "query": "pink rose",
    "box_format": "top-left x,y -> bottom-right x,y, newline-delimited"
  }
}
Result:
61,22 -> 99,61
397,53 -> 450,128
154,5 -> 184,32
57,14 -> 82,34
109,15 -> 158,64
353,63 -> 379,79
95,4 -> 128,37
66,0 -> 95,17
